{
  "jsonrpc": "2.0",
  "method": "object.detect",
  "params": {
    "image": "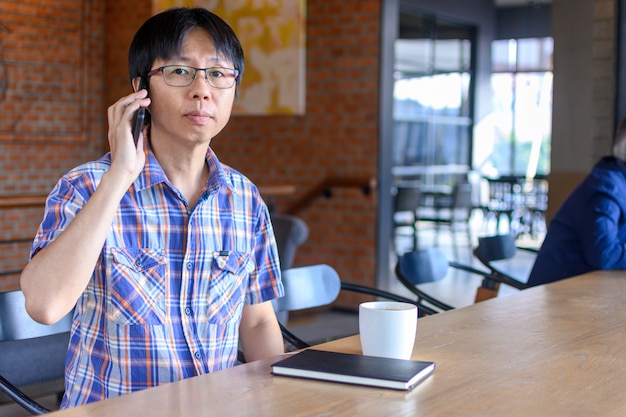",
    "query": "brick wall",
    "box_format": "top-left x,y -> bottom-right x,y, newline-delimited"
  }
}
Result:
0,0 -> 380,307
0,0 -> 106,291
